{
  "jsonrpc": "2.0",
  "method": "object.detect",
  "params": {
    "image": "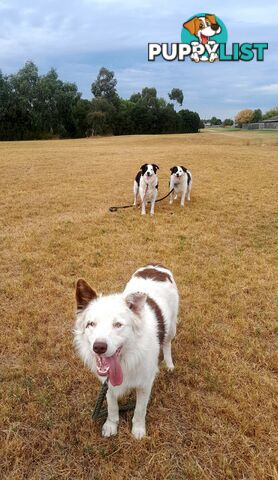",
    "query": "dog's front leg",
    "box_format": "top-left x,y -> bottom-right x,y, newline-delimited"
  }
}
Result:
132,383 -> 152,439
133,183 -> 138,206
181,189 -> 186,207
150,190 -> 157,216
169,180 -> 174,204
141,199 -> 146,215
102,388 -> 119,437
